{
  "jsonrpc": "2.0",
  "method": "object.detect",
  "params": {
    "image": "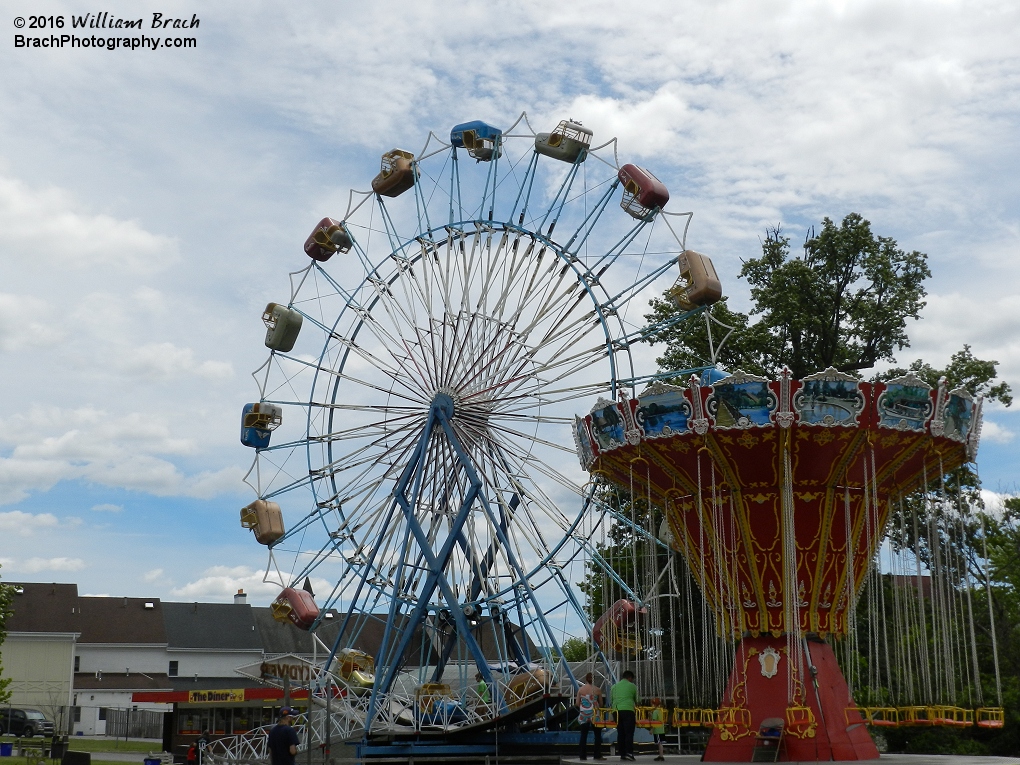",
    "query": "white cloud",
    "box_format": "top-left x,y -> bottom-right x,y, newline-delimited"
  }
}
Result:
117,342 -> 234,381
0,510 -> 59,536
980,420 -> 1014,445
0,175 -> 177,272
171,566 -> 332,604
0,293 -> 65,352
20,556 -> 85,573
0,407 -> 246,504
91,503 -> 123,513
143,568 -> 165,583
170,566 -> 282,600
